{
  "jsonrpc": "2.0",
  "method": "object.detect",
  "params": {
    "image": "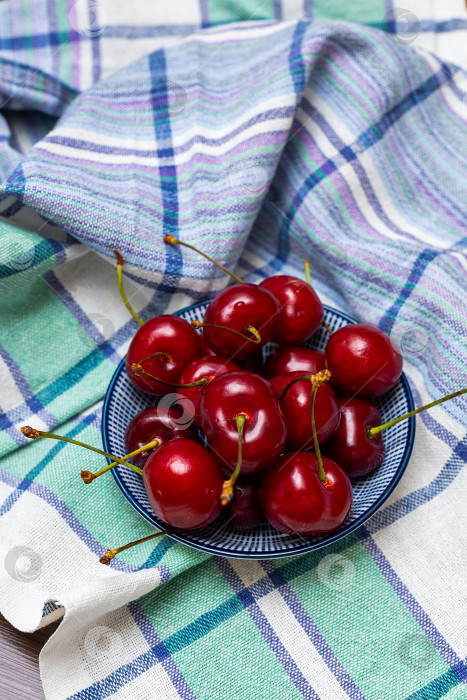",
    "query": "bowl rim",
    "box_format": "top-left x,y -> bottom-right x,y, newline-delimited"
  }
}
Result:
102,301 -> 416,559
